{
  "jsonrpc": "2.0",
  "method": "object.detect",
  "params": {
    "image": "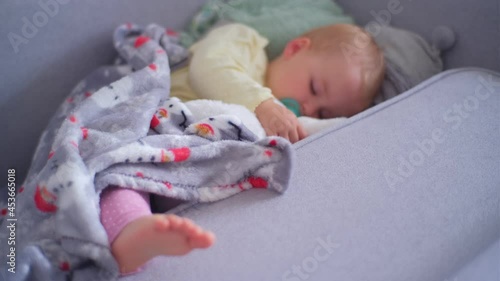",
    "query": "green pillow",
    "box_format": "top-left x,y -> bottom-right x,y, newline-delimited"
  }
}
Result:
181,0 -> 354,60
